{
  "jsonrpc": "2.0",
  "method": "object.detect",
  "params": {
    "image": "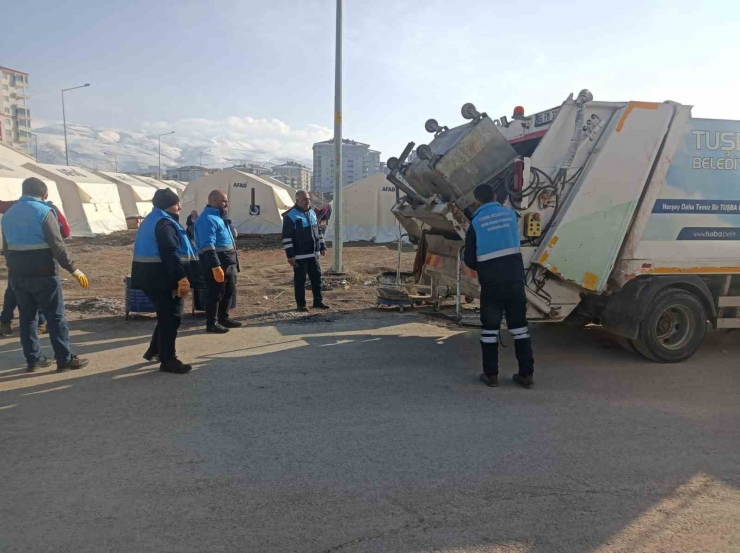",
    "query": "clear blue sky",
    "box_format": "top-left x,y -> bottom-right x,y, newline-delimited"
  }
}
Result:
5,0 -> 739,162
